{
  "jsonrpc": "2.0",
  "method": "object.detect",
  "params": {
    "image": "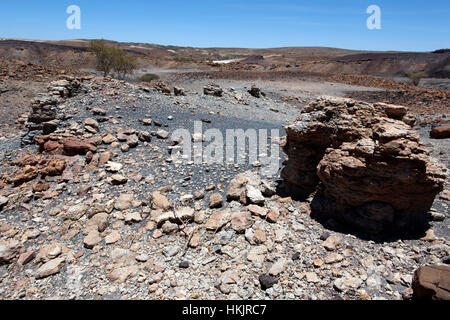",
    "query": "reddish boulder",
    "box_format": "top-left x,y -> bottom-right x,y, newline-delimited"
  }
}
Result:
430,124 -> 450,139
412,265 -> 450,300
62,138 -> 97,156
40,159 -> 66,176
